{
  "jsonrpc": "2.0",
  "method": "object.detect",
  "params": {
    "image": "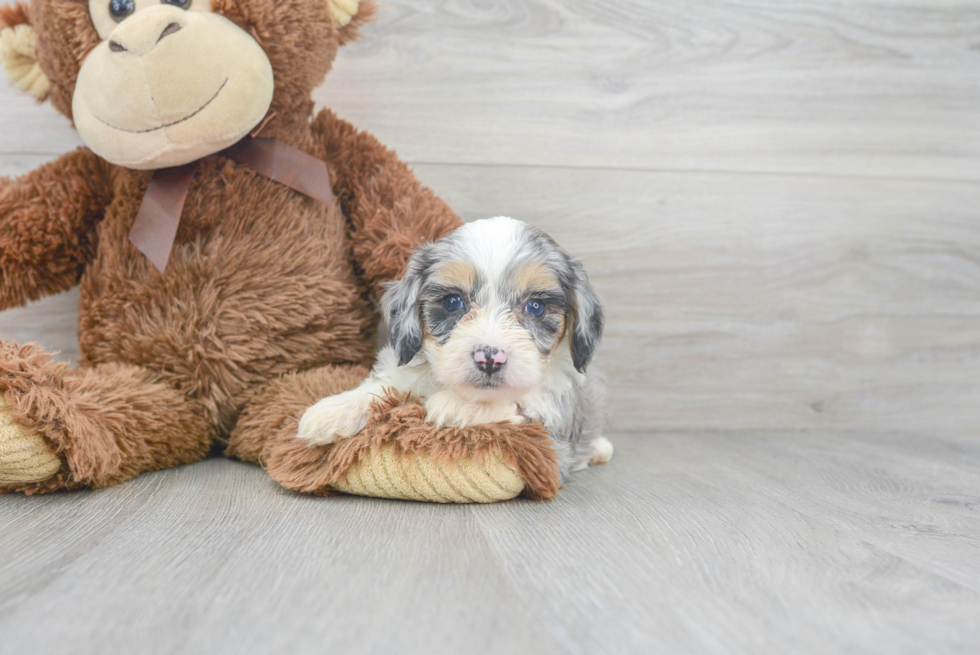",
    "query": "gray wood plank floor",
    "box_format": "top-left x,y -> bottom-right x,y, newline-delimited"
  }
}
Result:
1,433 -> 978,655
1,0 -> 979,653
